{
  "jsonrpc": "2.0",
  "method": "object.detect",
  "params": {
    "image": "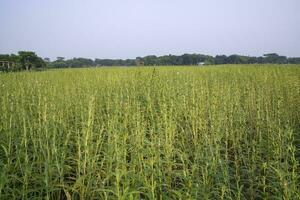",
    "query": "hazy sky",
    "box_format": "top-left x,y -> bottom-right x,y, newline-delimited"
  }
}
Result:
0,0 -> 299,60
